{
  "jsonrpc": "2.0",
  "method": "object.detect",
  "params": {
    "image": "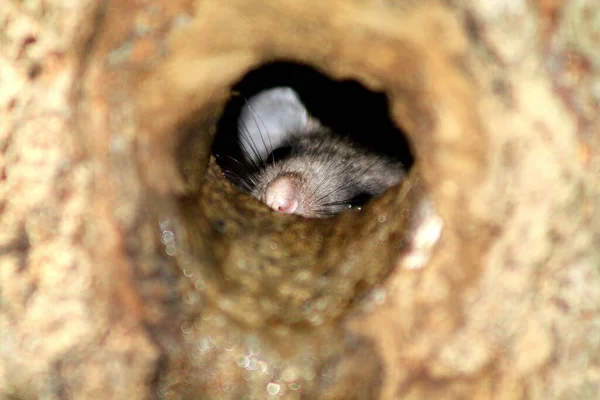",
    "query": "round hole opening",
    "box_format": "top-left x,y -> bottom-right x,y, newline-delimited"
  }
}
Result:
172,62 -> 429,331
211,62 -> 414,218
